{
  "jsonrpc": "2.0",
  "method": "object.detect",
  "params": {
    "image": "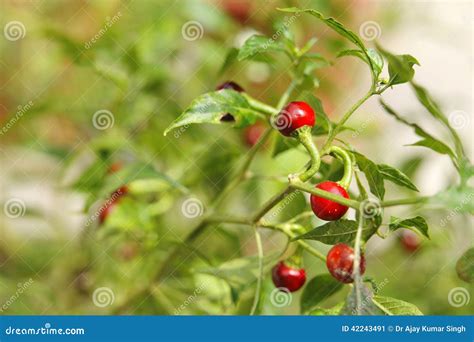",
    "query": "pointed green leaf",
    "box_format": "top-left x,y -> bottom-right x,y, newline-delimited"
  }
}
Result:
237,35 -> 287,61
372,295 -> 423,315
411,83 -> 465,160
293,219 -> 378,245
164,90 -> 263,135
378,164 -> 419,192
389,216 -> 429,238
353,152 -> 385,199
380,100 -> 457,163
376,44 -> 419,85
338,48 -> 383,78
